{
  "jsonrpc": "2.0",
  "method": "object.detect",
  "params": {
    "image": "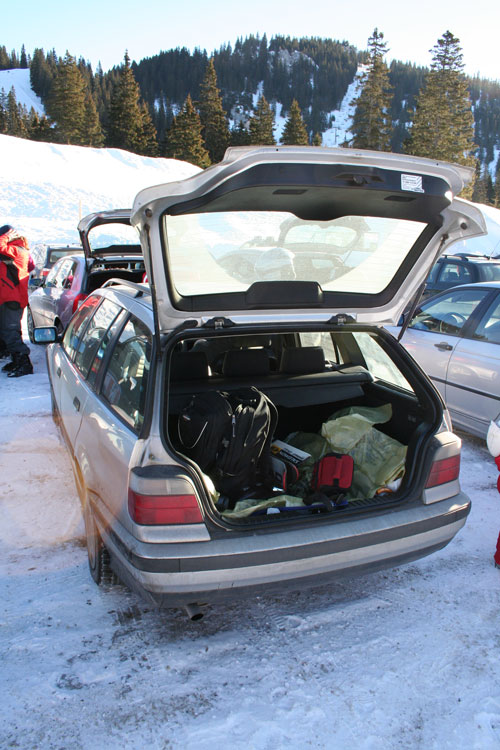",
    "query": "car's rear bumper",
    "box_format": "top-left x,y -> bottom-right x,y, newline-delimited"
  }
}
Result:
99,494 -> 470,606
